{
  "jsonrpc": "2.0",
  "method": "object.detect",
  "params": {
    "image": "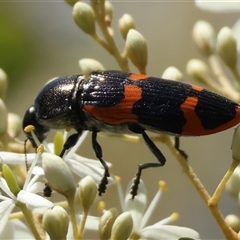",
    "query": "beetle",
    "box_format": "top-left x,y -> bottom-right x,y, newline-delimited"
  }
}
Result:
22,70 -> 240,198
